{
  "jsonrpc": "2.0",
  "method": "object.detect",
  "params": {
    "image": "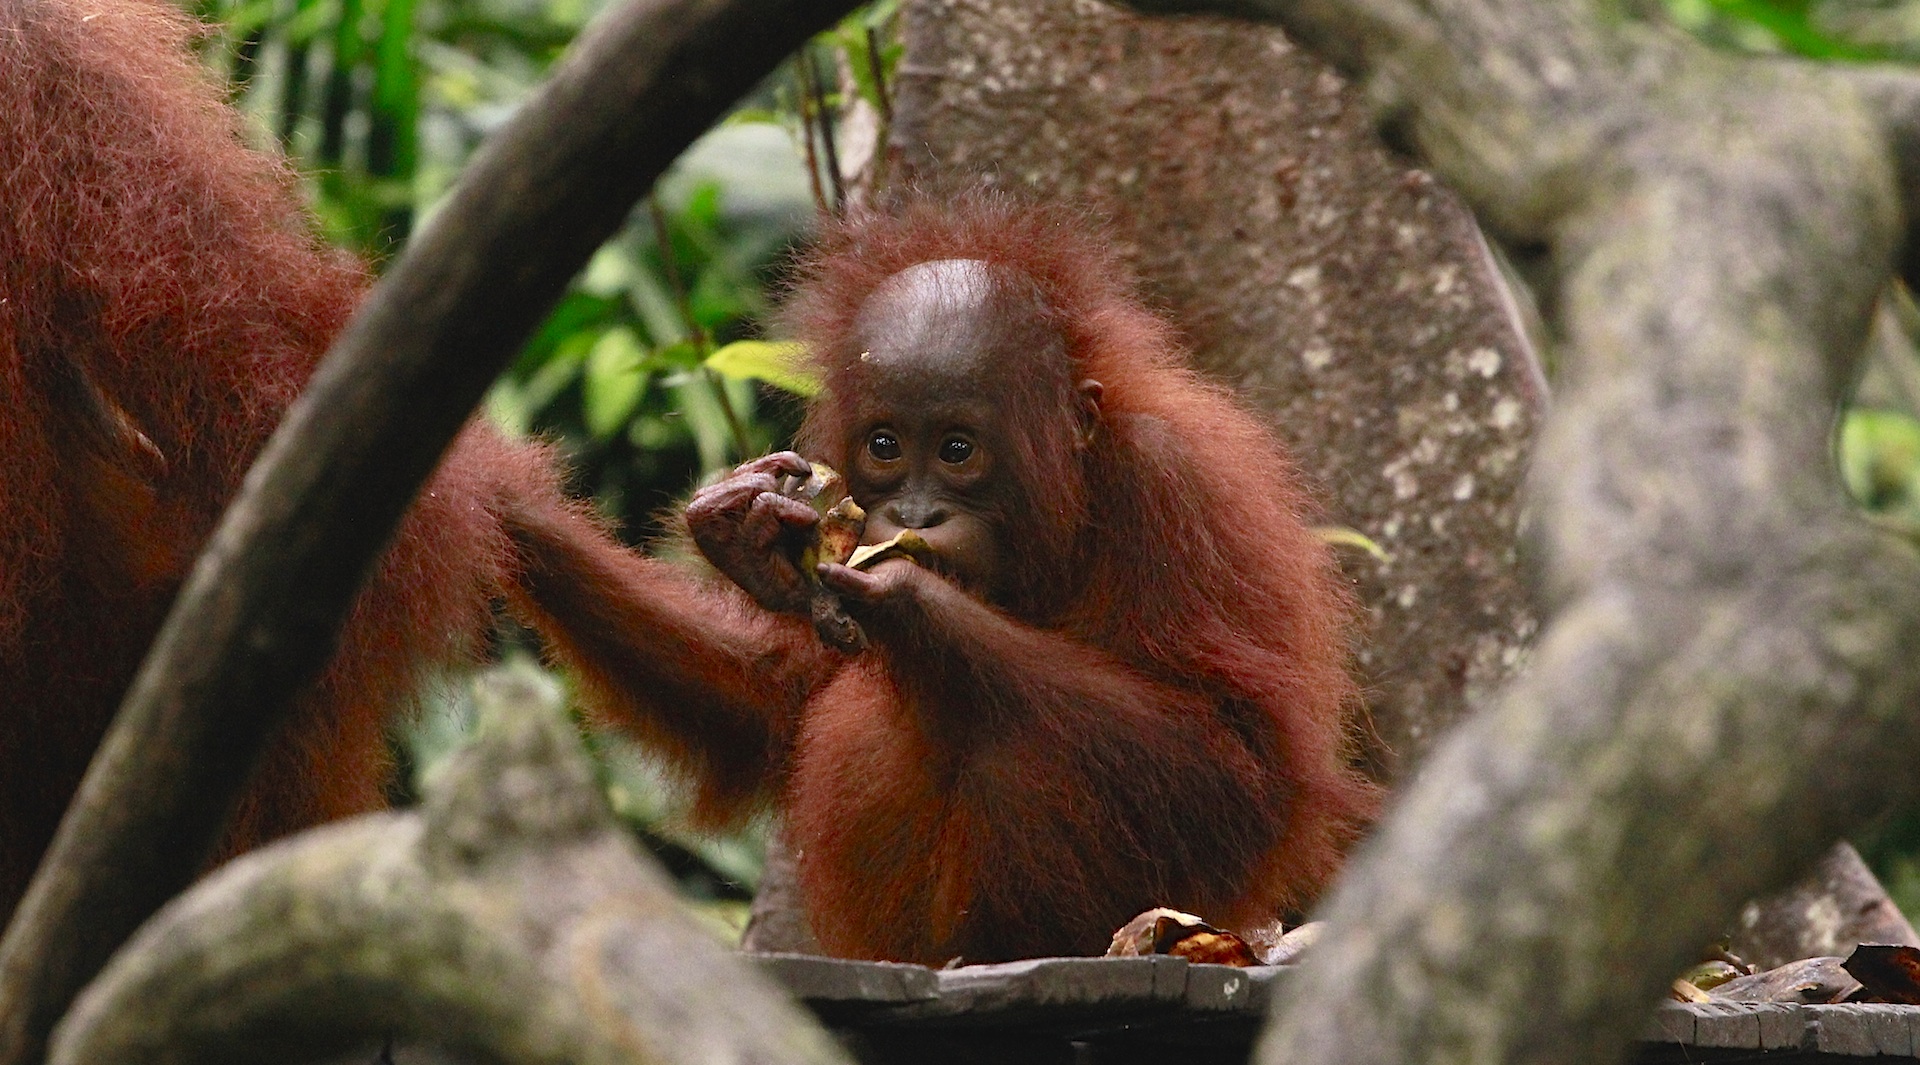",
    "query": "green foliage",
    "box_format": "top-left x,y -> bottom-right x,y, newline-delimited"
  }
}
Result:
194,0 -> 856,537
830,0 -> 903,115
1657,0 -> 1920,62
484,180 -> 807,537
1840,408 -> 1920,521
400,660 -> 767,907
707,340 -> 820,398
